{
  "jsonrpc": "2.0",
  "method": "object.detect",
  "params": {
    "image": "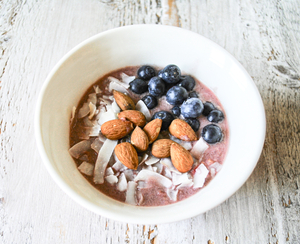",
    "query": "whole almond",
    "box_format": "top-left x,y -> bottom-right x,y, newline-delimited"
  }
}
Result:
113,90 -> 135,110
131,126 -> 149,152
143,119 -> 162,143
115,142 -> 139,170
118,110 -> 146,127
170,143 -> 194,173
151,139 -> 174,158
101,119 -> 133,140
169,119 -> 197,141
